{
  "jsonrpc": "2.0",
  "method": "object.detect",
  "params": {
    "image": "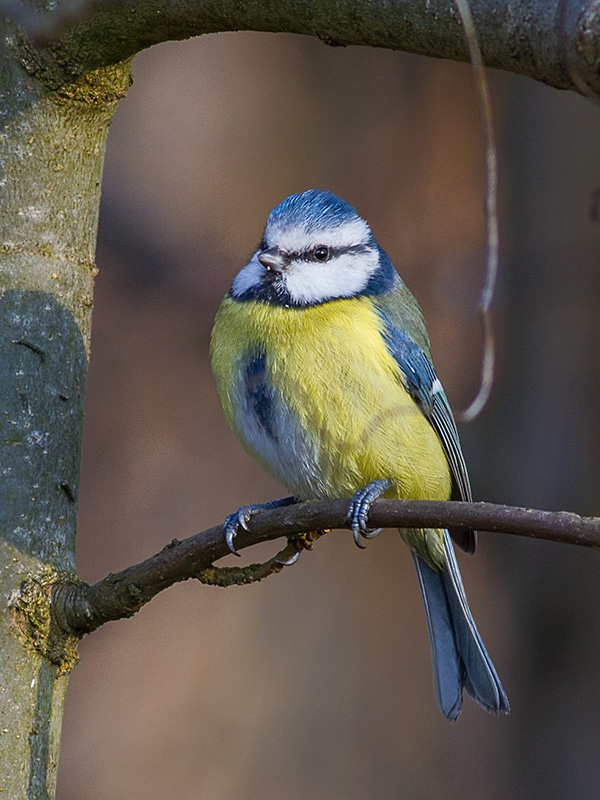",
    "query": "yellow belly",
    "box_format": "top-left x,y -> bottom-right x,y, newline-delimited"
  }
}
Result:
211,295 -> 451,503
